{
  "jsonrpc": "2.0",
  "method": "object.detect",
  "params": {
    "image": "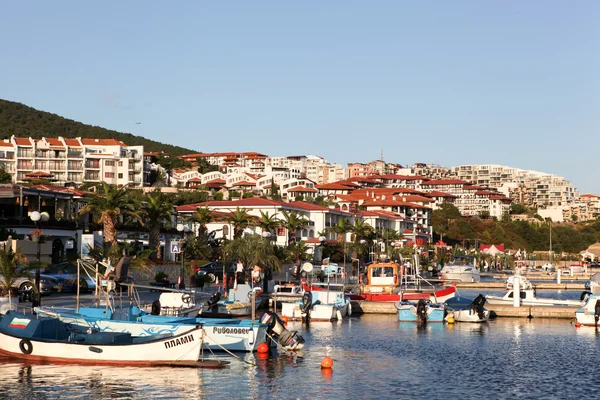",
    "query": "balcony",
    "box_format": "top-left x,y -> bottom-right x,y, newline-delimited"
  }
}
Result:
85,163 -> 101,169
67,152 -> 83,159
0,152 -> 15,160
